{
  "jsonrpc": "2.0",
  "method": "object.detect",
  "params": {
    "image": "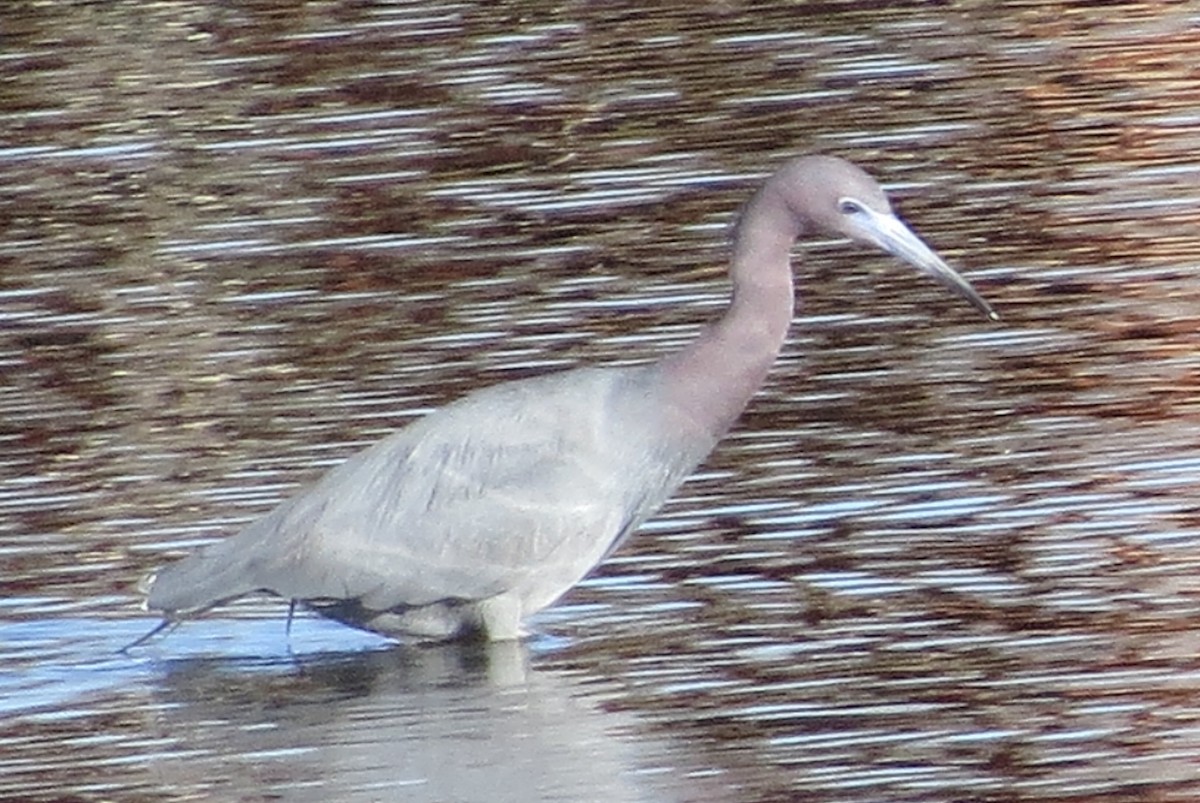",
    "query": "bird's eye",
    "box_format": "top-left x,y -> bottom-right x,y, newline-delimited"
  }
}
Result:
838,198 -> 864,216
